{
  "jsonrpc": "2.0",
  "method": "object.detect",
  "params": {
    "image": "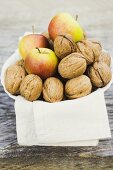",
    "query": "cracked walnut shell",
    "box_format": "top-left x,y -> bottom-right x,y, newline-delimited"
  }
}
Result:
5,65 -> 26,94
20,74 -> 42,101
88,62 -> 112,87
75,39 -> 102,64
65,75 -> 92,99
58,53 -> 87,79
43,77 -> 64,102
54,33 -> 76,59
